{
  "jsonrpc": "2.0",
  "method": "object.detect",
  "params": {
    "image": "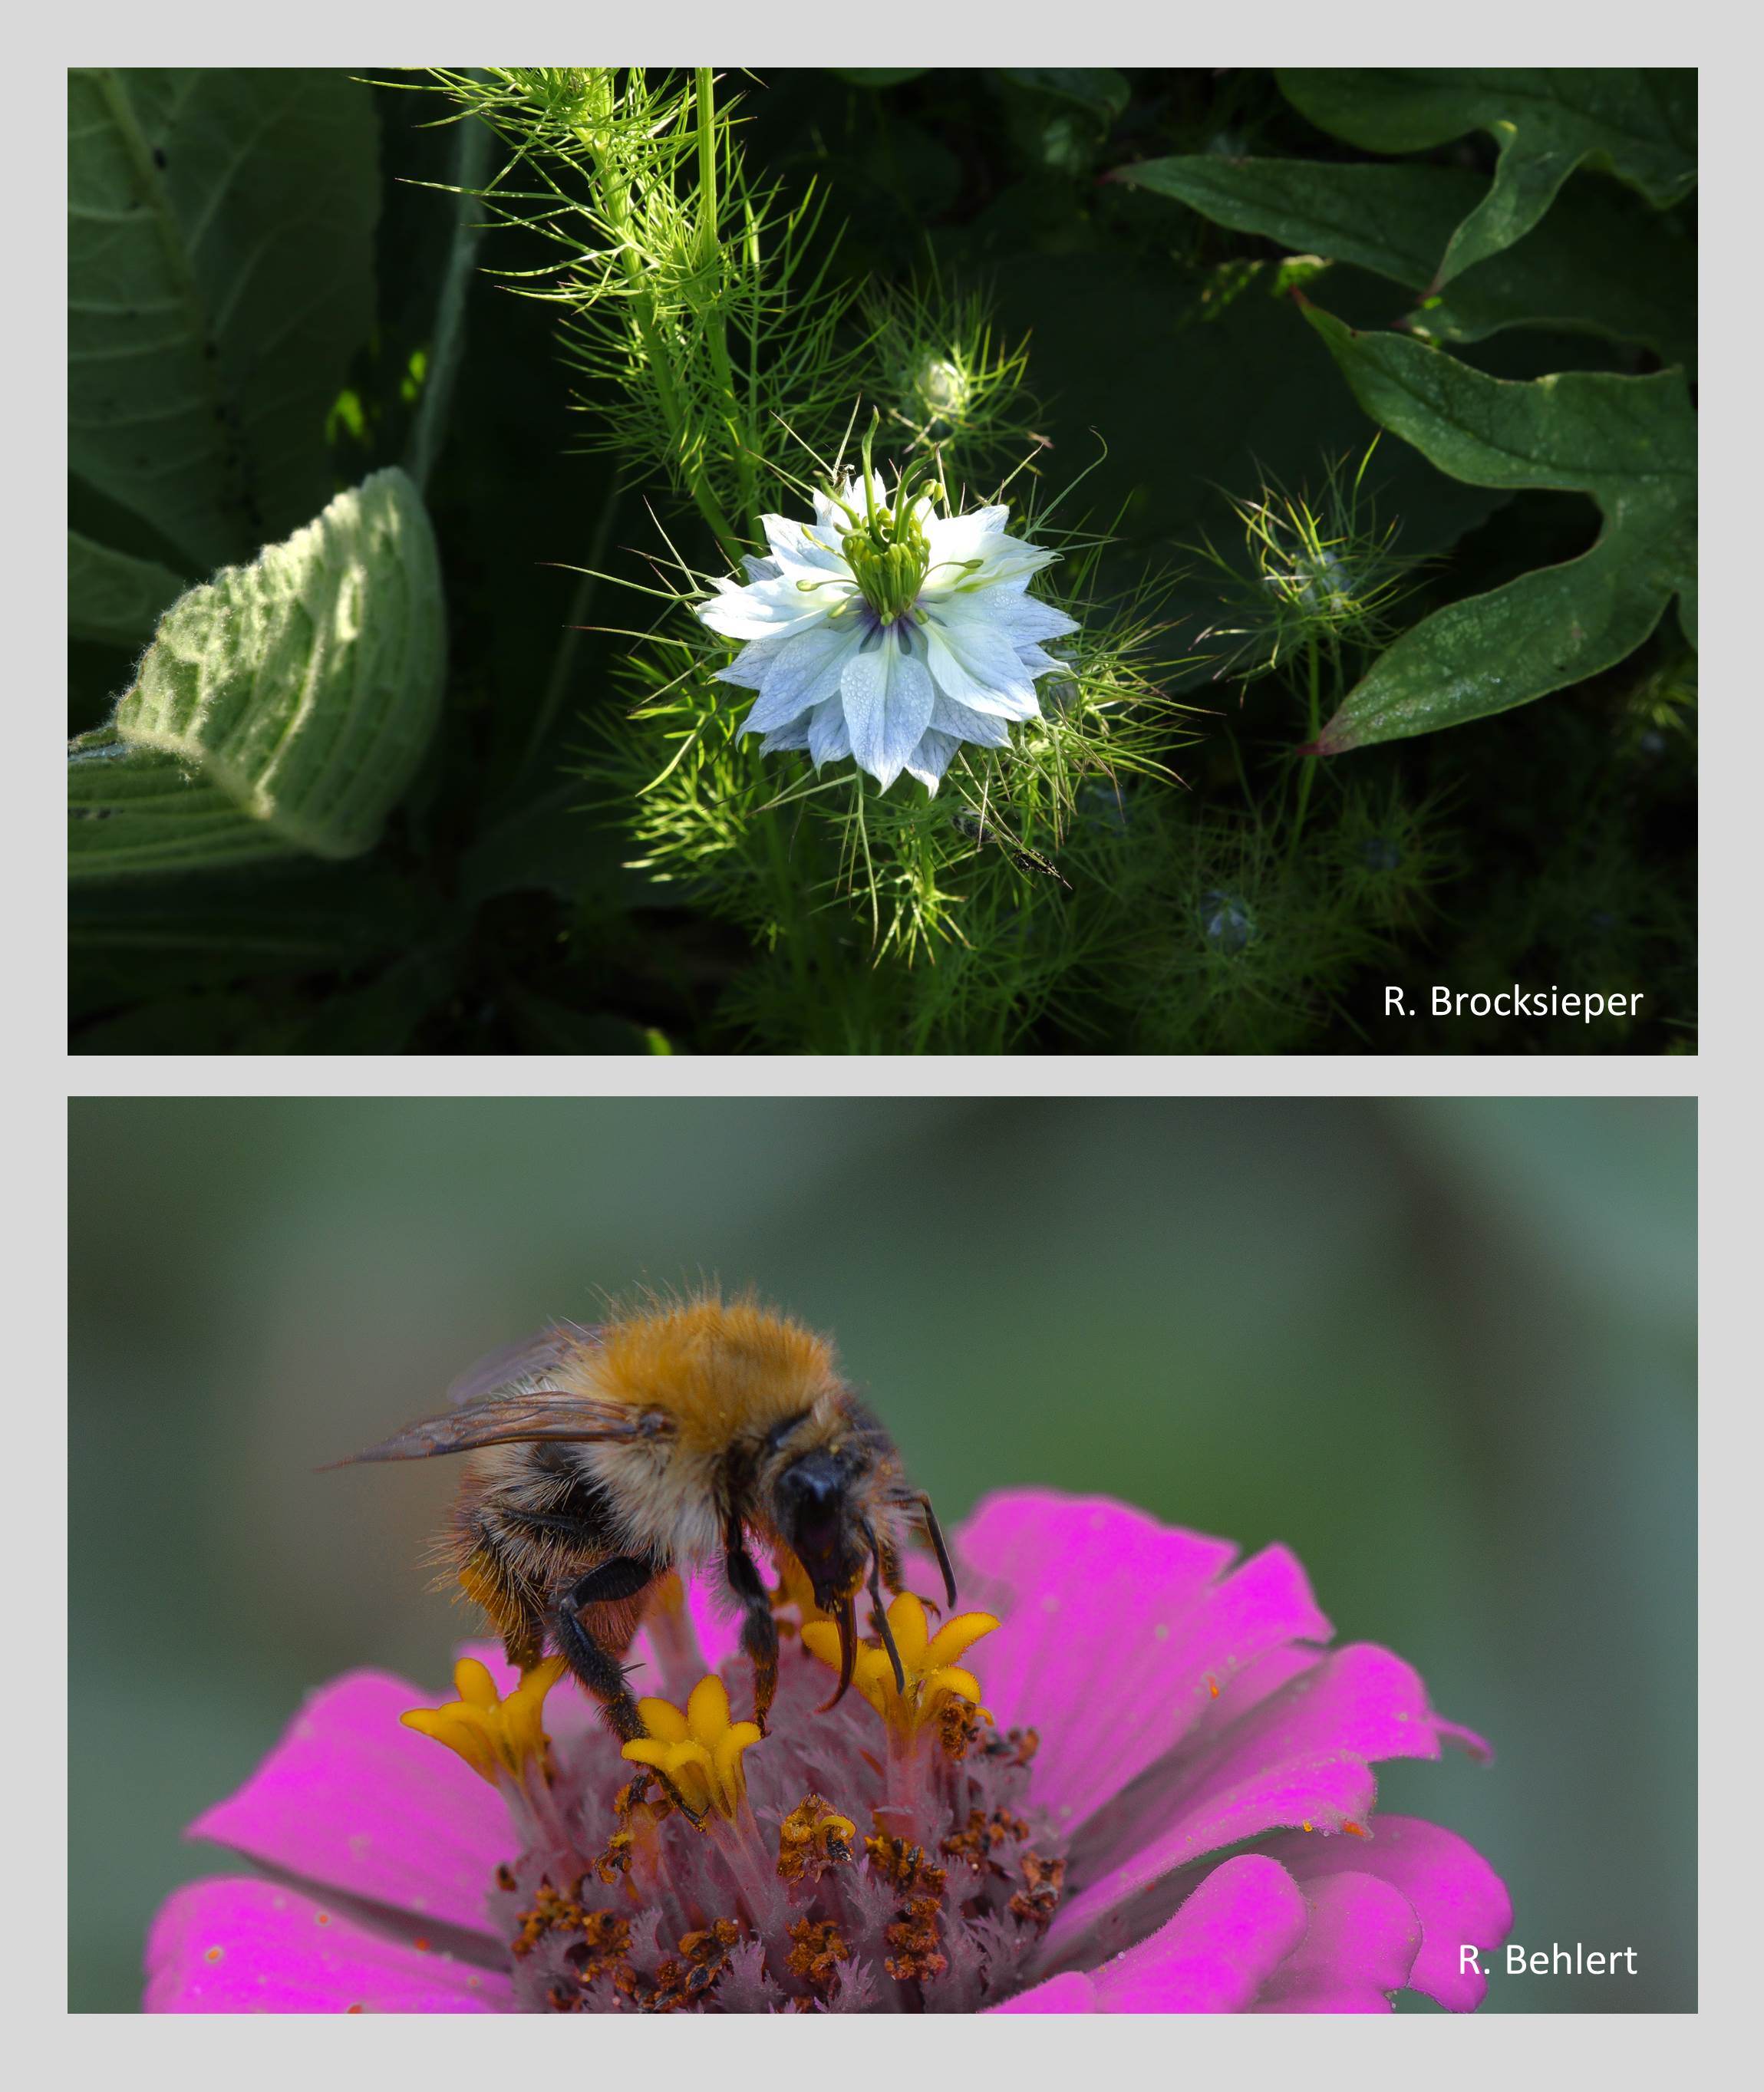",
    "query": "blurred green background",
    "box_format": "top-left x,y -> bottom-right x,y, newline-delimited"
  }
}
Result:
68,1096 -> 1694,2011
